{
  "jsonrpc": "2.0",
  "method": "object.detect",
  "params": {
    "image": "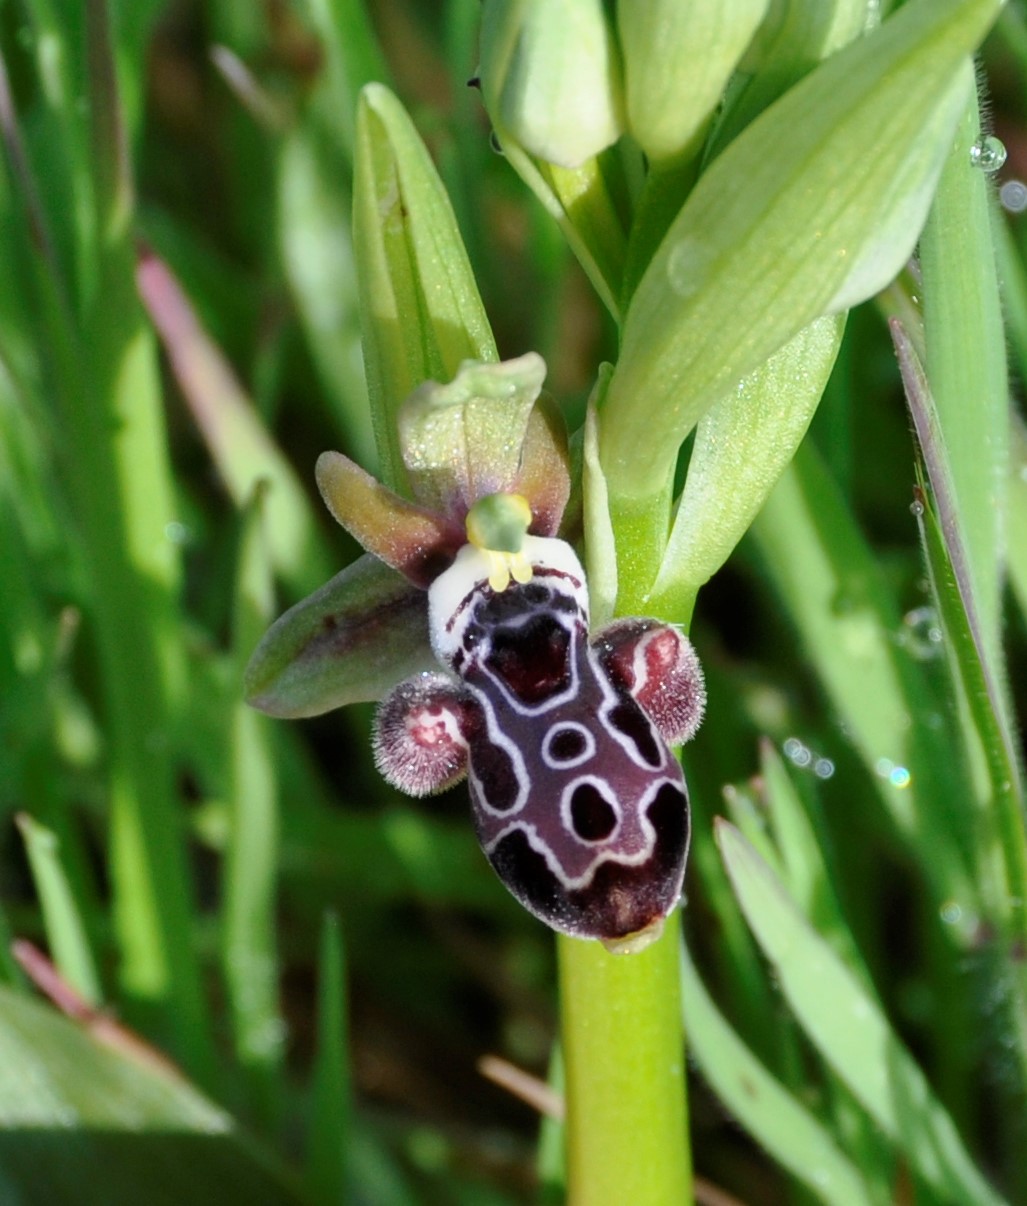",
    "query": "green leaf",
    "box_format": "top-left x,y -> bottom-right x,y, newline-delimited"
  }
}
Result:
137,248 -> 336,601
600,0 -> 1000,507
353,83 -> 498,493
582,365 -> 618,627
651,313 -> 844,616
750,444 -> 978,920
0,987 -> 300,1205
681,943 -> 873,1206
717,821 -> 1008,1206
223,488 -> 284,1124
244,554 -> 433,717
1008,415 -> 1027,624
